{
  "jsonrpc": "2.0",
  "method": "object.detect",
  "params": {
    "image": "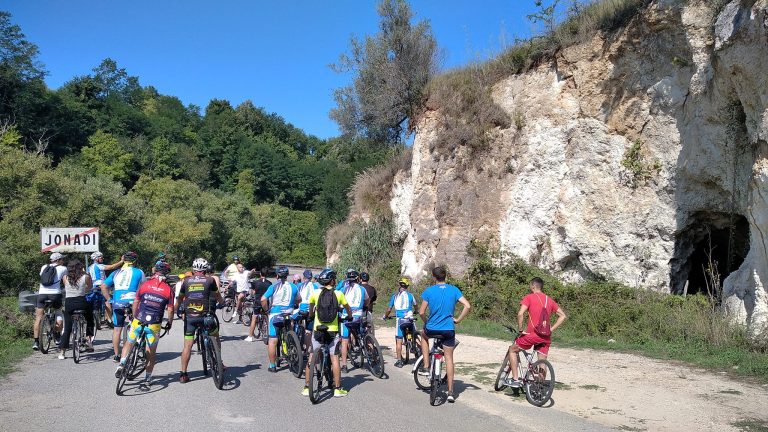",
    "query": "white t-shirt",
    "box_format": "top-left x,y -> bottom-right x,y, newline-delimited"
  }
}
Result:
39,264 -> 68,295
233,270 -> 252,293
174,280 -> 184,299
